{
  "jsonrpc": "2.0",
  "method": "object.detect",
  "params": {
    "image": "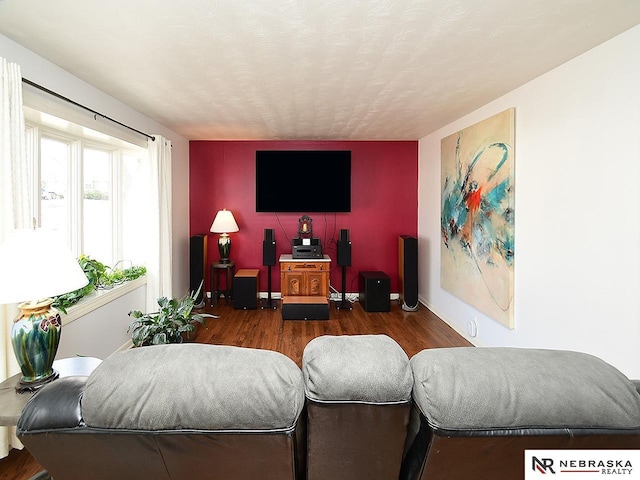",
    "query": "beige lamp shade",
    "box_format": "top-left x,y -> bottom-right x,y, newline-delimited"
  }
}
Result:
210,209 -> 239,234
